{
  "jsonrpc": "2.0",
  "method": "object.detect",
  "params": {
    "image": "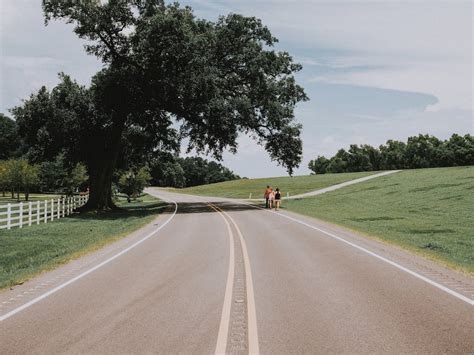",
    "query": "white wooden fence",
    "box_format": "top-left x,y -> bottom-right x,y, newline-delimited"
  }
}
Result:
0,195 -> 89,230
